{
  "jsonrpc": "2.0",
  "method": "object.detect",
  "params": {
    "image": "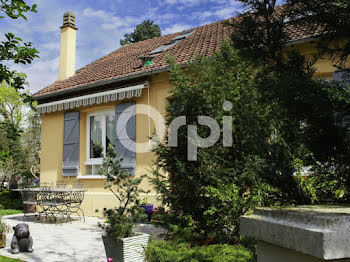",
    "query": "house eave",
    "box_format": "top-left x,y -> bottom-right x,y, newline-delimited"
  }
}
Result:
34,66 -> 173,103
286,35 -> 321,46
